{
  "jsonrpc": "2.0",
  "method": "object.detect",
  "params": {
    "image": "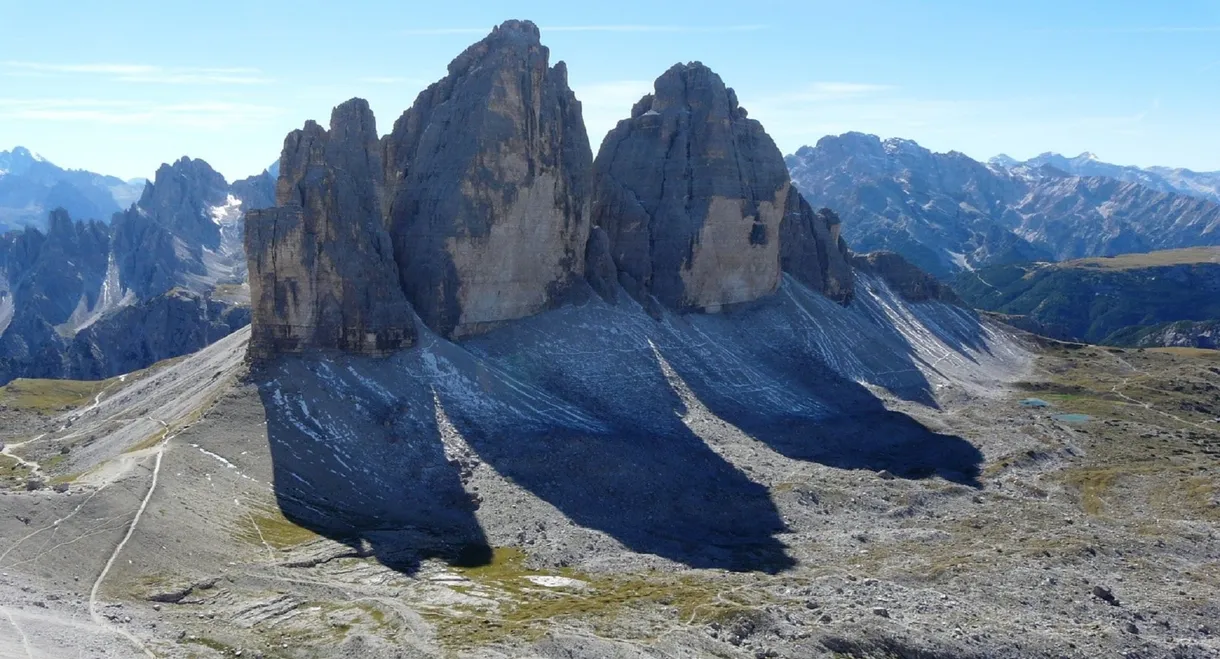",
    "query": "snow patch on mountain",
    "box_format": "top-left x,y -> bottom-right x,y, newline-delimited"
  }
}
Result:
209,195 -> 243,226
